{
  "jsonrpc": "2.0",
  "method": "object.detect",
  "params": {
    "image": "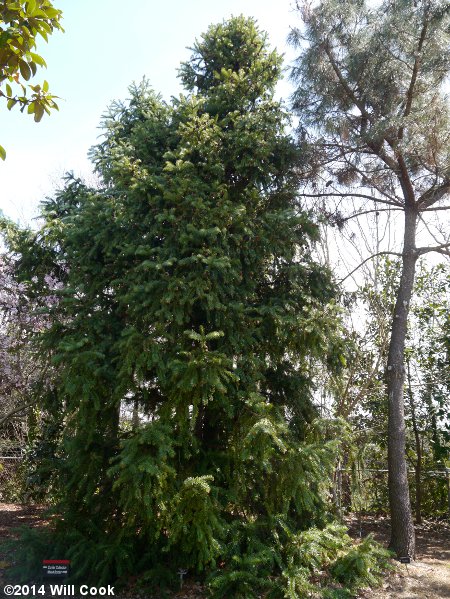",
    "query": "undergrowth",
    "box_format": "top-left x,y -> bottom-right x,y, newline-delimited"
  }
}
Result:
4,520 -> 393,598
